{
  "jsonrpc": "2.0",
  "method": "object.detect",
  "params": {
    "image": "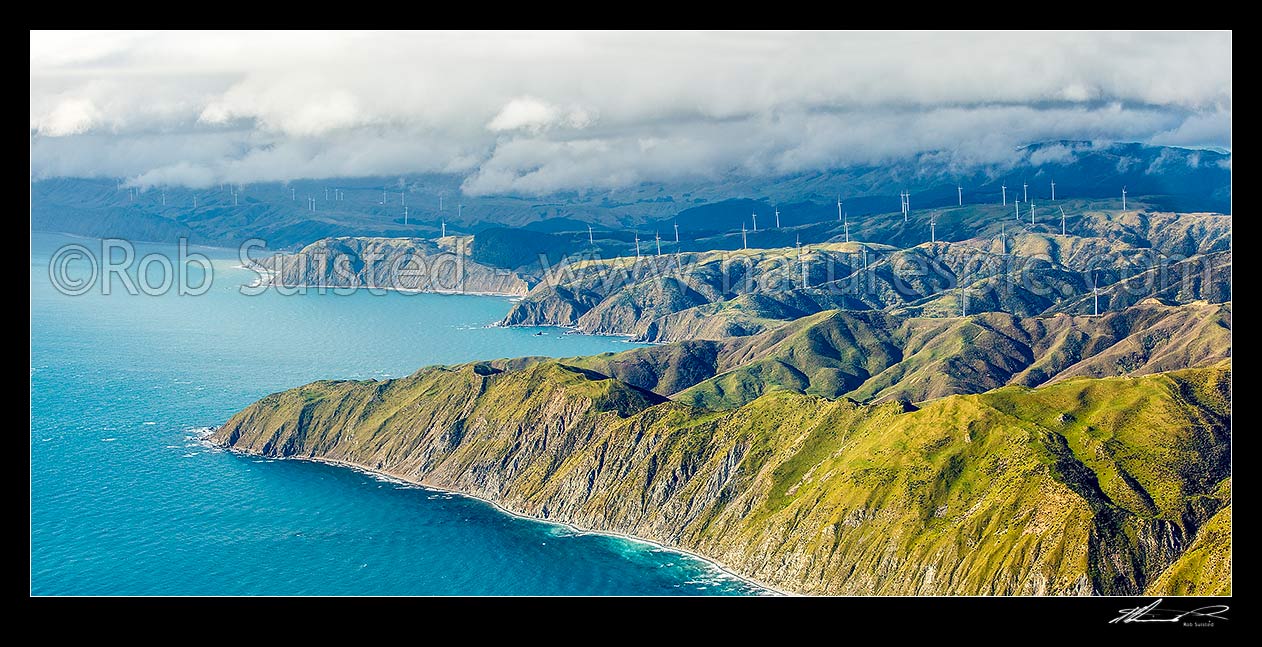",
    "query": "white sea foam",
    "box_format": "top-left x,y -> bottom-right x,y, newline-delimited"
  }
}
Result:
367,472 -> 411,487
